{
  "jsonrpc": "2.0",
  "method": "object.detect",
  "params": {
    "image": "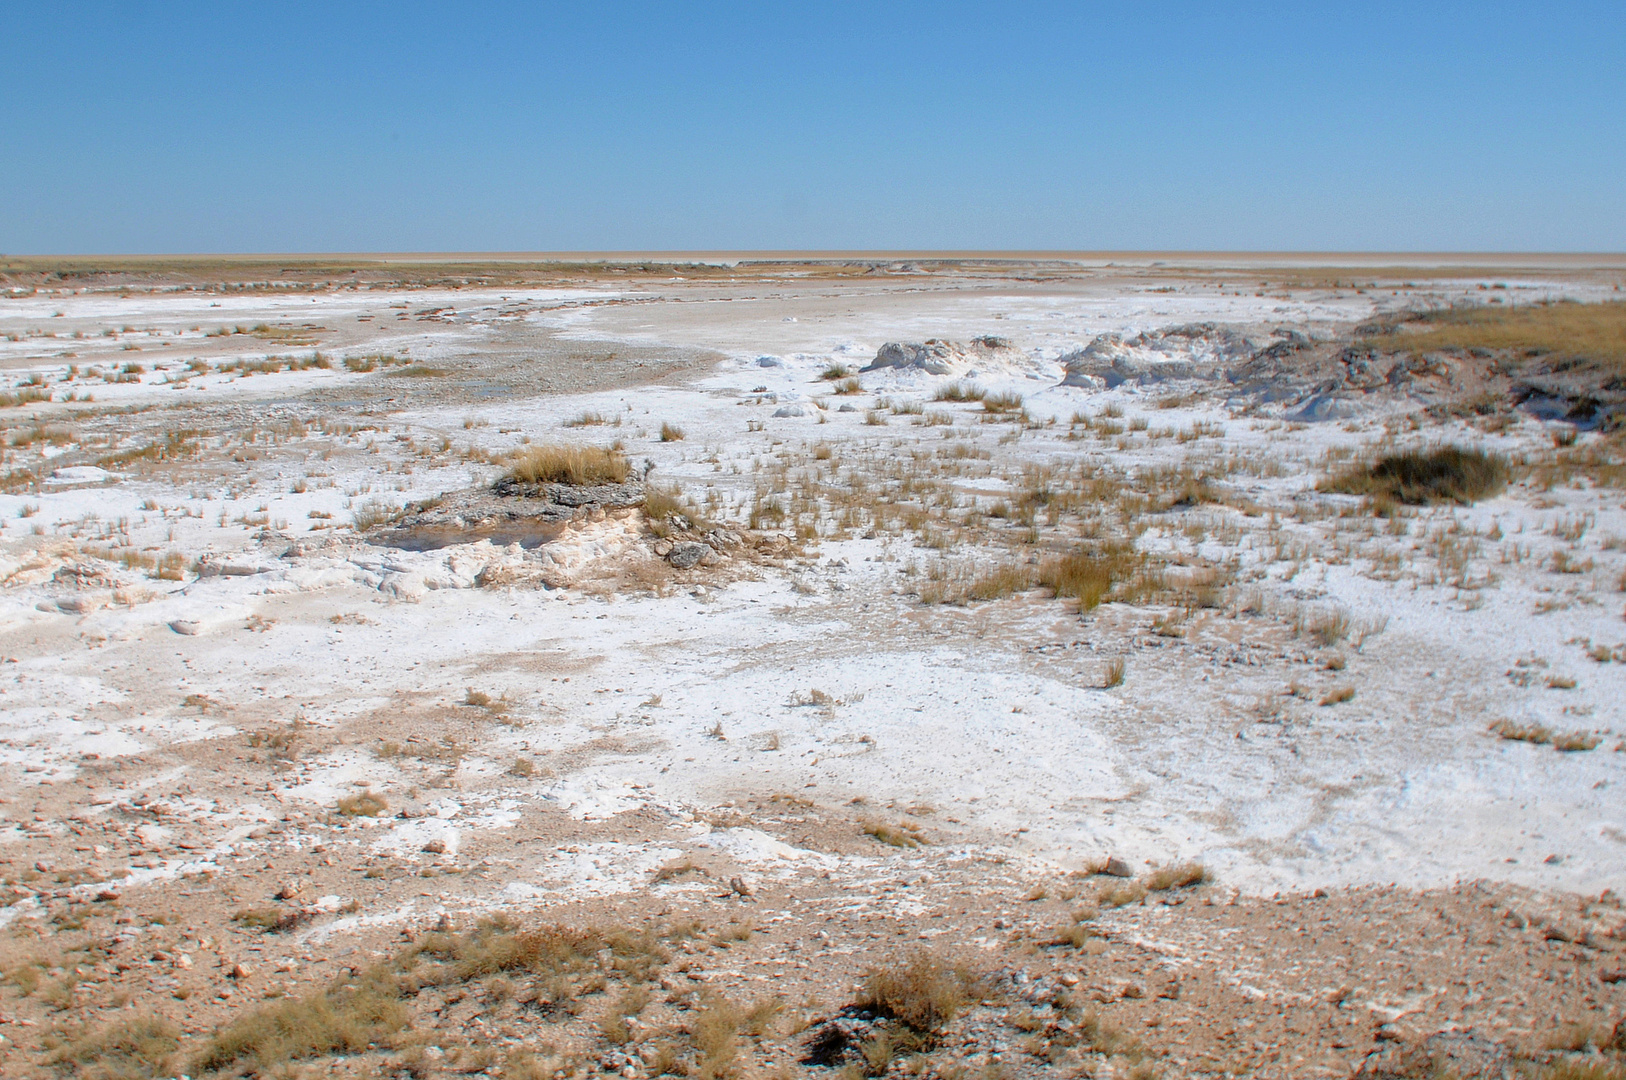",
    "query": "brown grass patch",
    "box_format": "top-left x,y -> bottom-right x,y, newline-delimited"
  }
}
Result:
1038,542 -> 1147,611
1375,300 -> 1626,372
49,1016 -> 180,1079
1321,446 -> 1509,505
505,444 -> 631,486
